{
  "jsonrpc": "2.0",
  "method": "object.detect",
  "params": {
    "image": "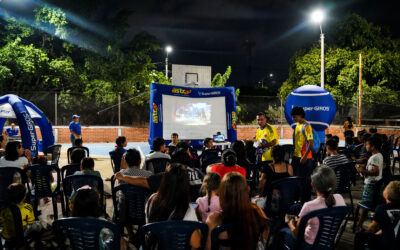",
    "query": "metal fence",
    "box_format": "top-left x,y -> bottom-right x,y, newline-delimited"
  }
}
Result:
3,91 -> 400,126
